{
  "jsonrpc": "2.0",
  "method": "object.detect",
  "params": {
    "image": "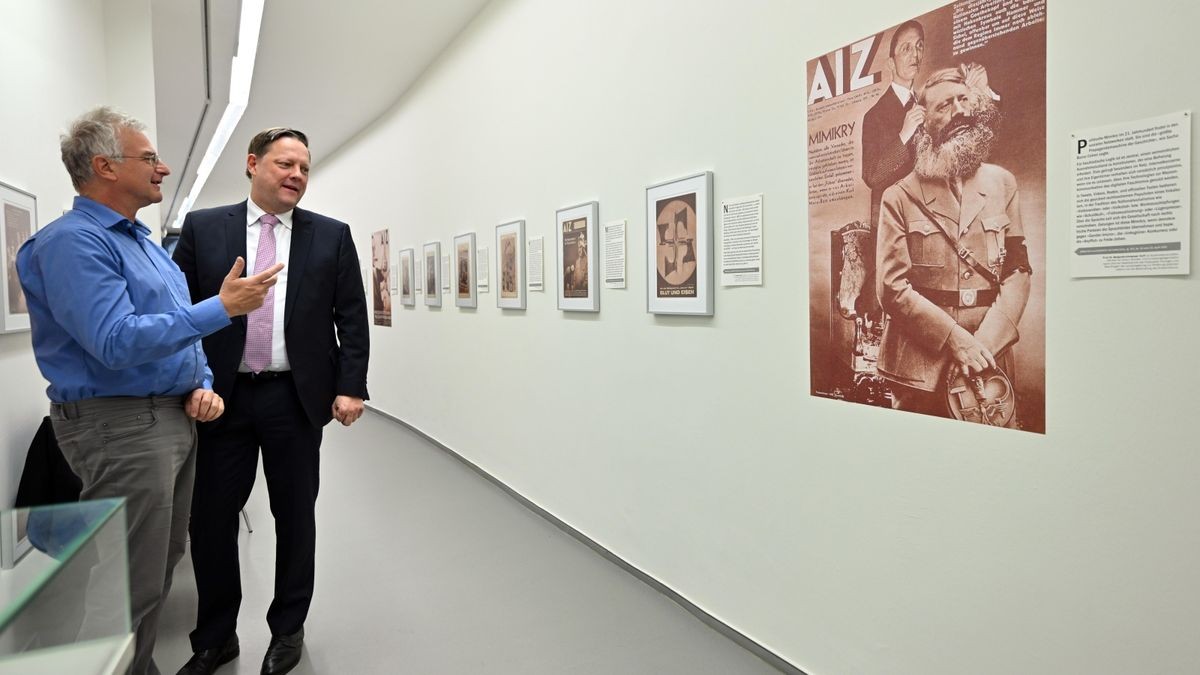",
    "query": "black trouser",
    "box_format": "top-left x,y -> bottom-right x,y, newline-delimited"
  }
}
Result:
188,373 -> 322,650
